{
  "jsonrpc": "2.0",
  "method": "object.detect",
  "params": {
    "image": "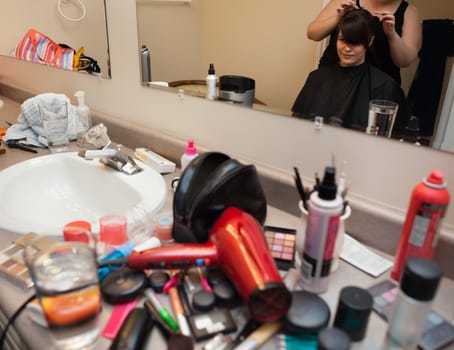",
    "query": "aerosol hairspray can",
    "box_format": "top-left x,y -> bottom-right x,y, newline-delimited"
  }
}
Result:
140,44 -> 151,85
300,166 -> 343,293
391,170 -> 450,281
